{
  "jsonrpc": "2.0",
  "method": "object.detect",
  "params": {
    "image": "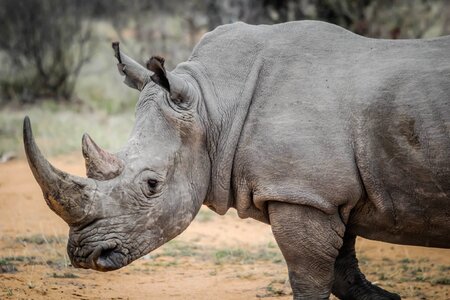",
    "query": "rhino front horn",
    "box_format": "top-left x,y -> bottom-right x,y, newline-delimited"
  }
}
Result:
23,117 -> 95,225
82,133 -> 124,180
